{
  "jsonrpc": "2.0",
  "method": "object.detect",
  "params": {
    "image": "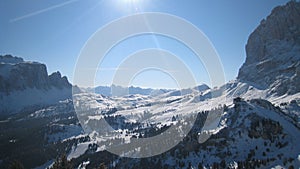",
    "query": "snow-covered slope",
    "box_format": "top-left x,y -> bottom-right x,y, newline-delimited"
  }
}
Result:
68,90 -> 300,168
